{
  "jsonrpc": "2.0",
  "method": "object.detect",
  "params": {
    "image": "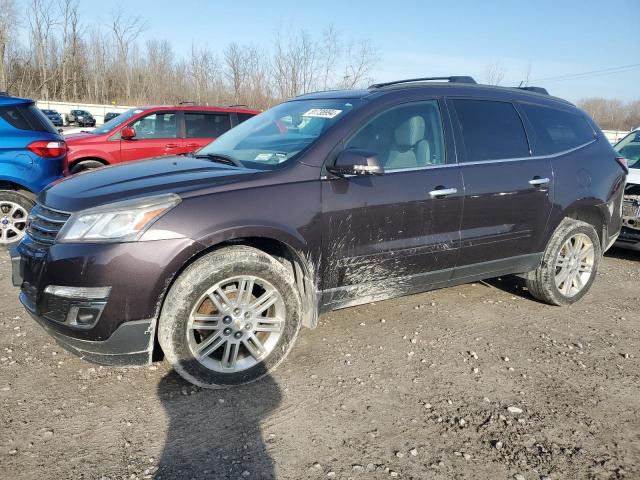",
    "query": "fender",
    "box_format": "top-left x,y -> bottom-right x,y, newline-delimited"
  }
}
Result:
193,223 -> 320,328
